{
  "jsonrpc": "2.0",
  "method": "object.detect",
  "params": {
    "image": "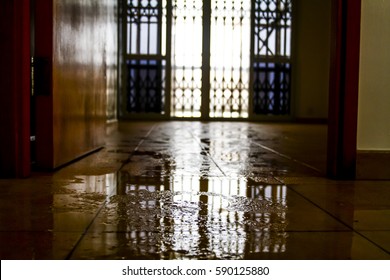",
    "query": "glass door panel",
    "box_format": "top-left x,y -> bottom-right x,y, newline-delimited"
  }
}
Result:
171,0 -> 203,118
209,0 -> 251,118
